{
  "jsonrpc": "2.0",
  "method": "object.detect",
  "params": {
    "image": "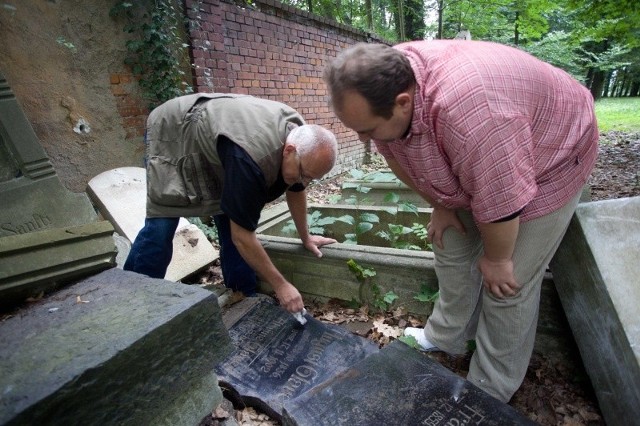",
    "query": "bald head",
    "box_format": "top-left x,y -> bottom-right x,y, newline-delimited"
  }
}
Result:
287,124 -> 338,176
